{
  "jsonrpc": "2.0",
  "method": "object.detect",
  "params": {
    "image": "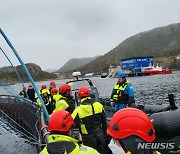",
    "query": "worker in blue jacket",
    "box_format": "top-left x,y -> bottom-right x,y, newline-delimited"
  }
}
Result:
111,72 -> 135,111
